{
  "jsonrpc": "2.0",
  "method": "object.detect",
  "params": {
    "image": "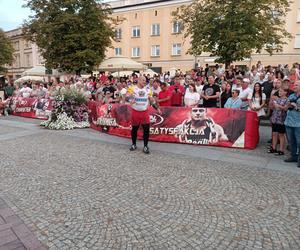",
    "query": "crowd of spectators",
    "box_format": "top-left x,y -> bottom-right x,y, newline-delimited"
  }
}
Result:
1,61 -> 300,166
